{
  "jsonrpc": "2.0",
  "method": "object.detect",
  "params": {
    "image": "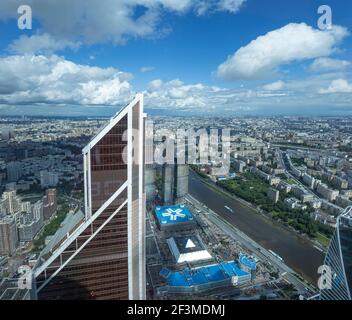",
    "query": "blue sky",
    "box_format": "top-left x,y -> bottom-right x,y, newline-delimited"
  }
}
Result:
0,0 -> 351,116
